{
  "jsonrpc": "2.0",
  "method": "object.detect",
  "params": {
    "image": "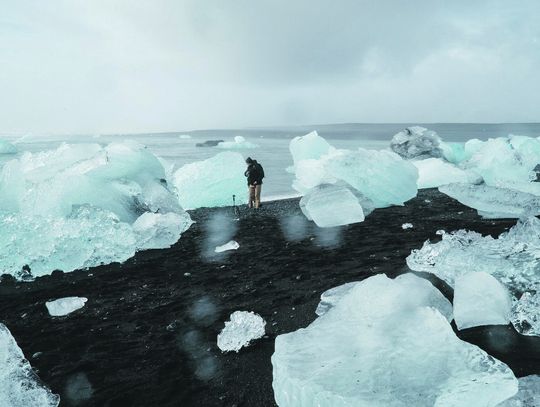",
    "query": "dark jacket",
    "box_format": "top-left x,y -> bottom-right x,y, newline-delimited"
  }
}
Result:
245,161 -> 265,185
